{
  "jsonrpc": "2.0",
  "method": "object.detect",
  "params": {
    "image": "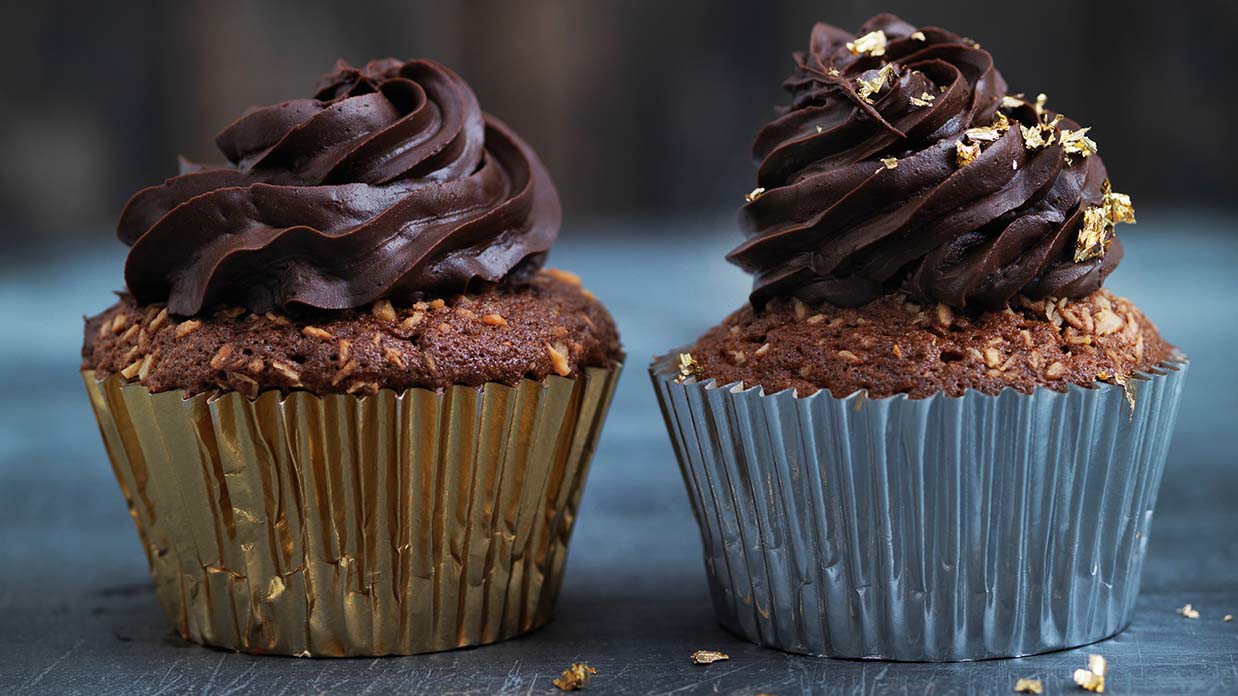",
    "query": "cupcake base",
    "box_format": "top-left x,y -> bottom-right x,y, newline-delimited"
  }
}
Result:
83,363 -> 621,657
651,352 -> 1187,661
